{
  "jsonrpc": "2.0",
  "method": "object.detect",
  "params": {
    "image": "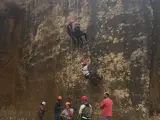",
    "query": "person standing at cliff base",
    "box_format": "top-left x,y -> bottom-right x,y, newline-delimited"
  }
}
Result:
60,102 -> 74,120
54,96 -> 63,120
100,92 -> 113,120
38,101 -> 46,120
79,96 -> 92,120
